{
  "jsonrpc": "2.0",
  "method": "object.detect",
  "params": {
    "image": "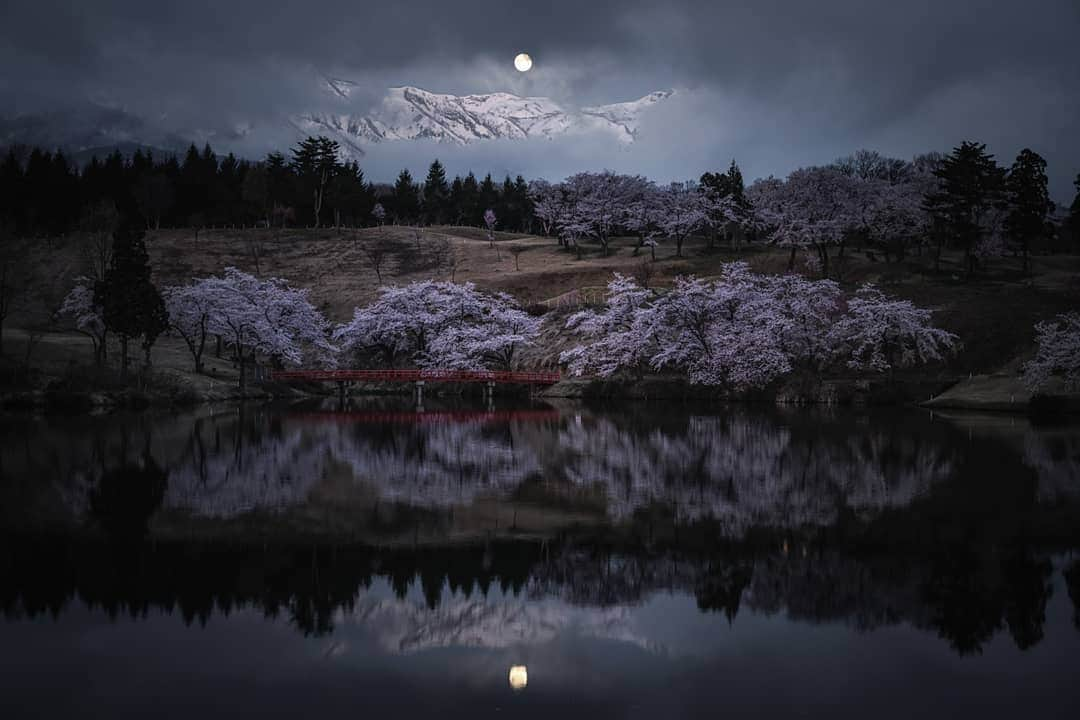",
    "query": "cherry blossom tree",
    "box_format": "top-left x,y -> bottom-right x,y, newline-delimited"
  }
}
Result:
561,265 -> 957,388
761,272 -> 843,369
58,277 -> 107,366
427,293 -> 542,370
163,281 -> 213,373
528,179 -> 563,238
649,272 -> 791,388
658,181 -> 708,257
622,182 -> 662,259
196,268 -> 335,388
862,180 -> 930,263
829,284 -> 960,373
1022,312 -> 1080,391
335,281 -> 540,370
748,167 -> 859,275
700,184 -> 752,251
559,274 -> 657,377
561,172 -> 641,255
